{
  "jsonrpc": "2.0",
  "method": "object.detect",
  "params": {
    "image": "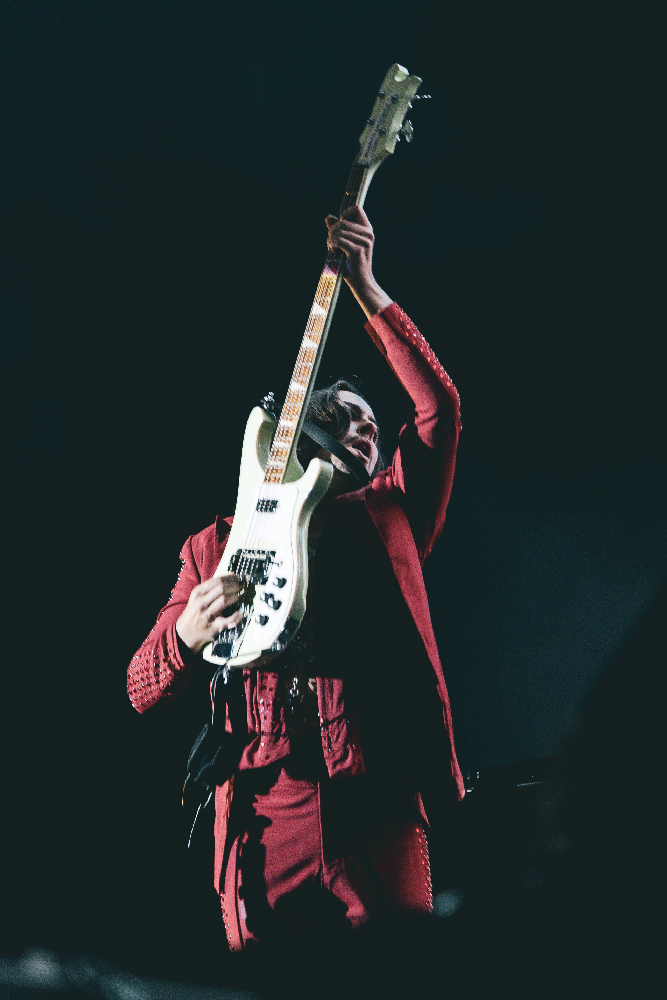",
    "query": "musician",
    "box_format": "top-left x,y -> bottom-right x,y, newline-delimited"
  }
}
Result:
127,206 -> 465,955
